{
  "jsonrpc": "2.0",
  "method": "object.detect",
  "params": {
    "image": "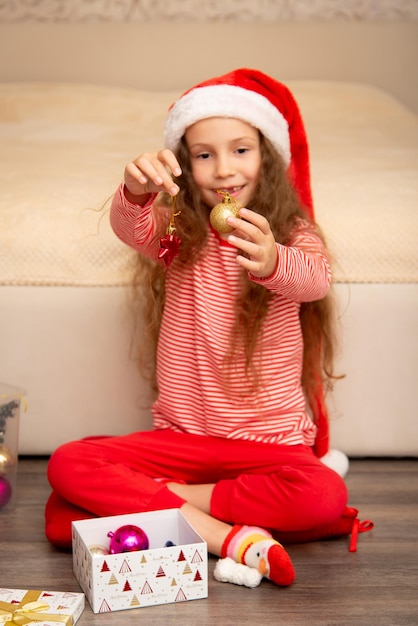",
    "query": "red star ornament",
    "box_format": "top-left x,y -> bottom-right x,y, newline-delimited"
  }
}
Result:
158,233 -> 181,266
